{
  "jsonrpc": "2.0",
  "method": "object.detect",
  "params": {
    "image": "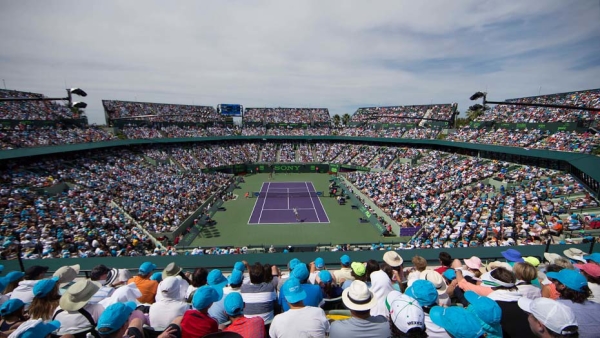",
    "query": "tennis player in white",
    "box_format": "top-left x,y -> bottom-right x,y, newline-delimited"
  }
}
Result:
293,208 -> 300,222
